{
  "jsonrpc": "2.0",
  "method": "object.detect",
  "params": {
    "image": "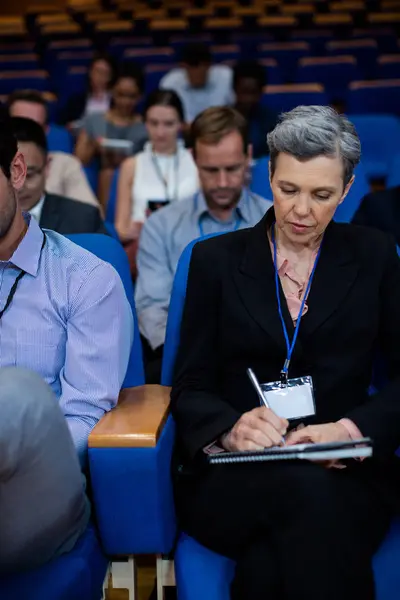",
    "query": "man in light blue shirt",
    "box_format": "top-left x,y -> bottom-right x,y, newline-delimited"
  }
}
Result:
136,106 -> 272,377
0,111 -> 133,573
159,43 -> 234,123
